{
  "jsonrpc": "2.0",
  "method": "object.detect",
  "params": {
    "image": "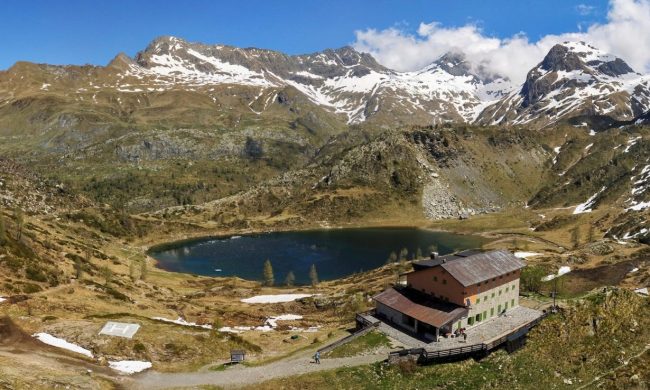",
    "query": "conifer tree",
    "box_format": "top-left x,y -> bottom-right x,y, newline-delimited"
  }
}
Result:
285,271 -> 295,287
140,259 -> 148,281
0,211 -> 6,245
14,207 -> 24,241
571,226 -> 581,249
309,264 -> 319,287
263,259 -> 274,286
386,251 -> 397,264
74,256 -> 83,279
